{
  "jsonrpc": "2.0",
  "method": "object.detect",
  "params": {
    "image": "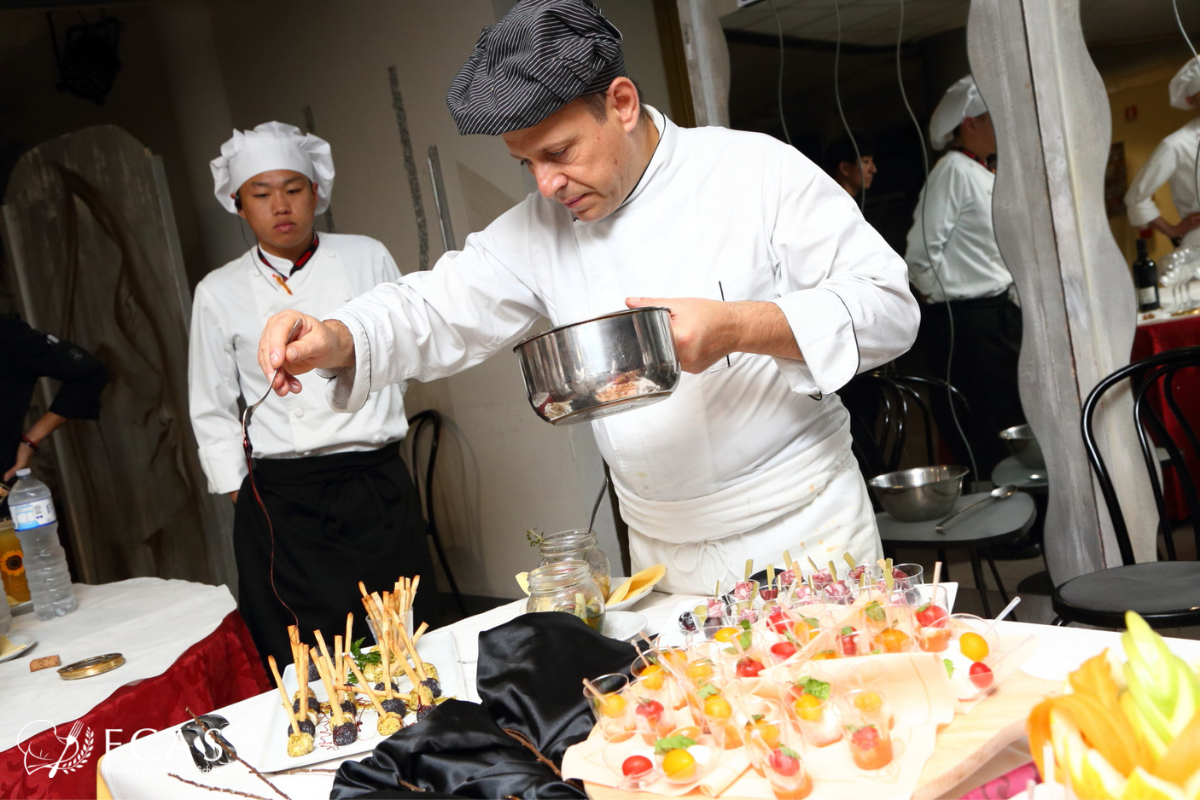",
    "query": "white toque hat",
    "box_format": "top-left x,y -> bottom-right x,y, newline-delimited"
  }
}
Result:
210,122 -> 334,214
1169,59 -> 1200,111
929,75 -> 988,151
